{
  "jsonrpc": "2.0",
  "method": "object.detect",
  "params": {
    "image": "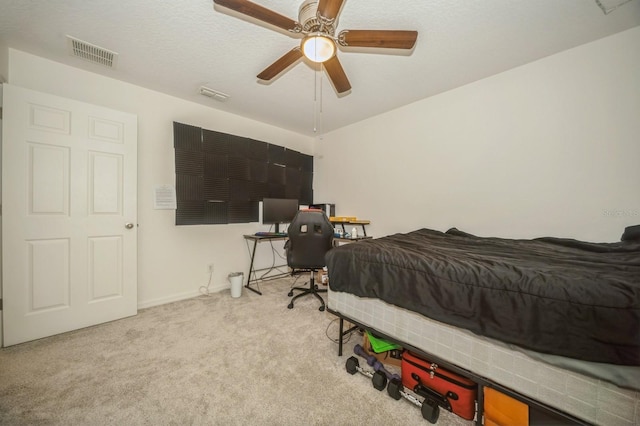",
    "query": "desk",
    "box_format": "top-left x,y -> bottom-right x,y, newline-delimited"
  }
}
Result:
334,235 -> 372,243
243,234 -> 289,295
243,233 -> 372,295
330,219 -> 370,237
